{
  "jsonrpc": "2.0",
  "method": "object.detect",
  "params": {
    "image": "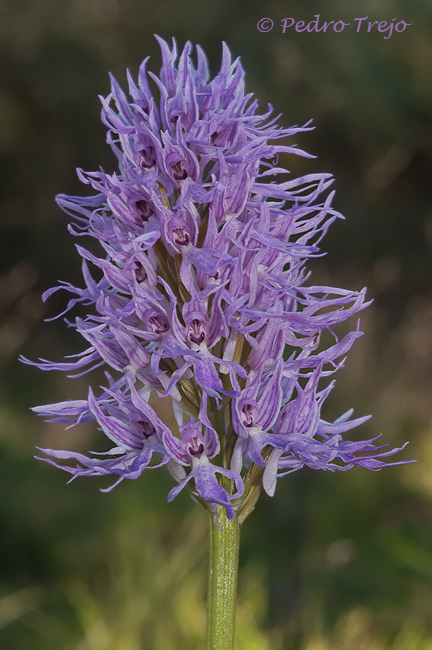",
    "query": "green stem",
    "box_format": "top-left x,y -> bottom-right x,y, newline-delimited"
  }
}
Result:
206,506 -> 240,650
